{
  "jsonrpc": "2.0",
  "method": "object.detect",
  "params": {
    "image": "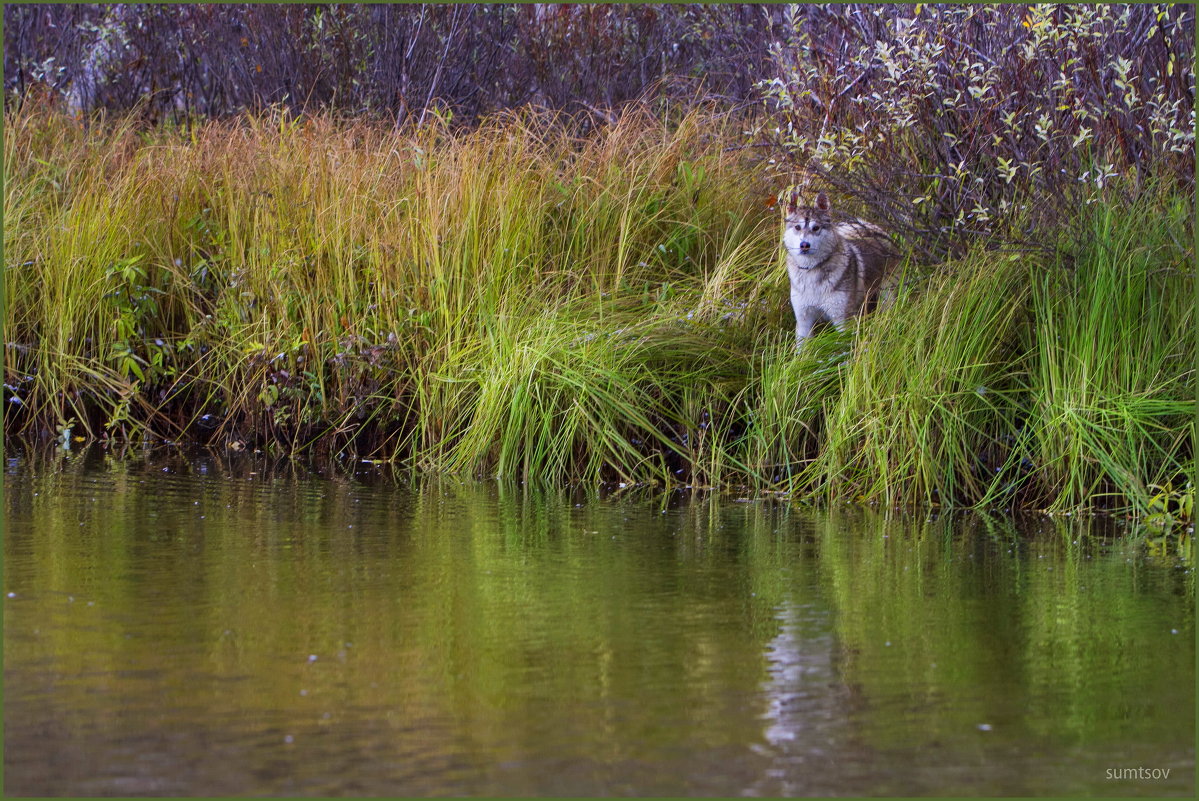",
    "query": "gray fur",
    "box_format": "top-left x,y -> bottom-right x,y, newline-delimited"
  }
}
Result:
782,192 -> 899,346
